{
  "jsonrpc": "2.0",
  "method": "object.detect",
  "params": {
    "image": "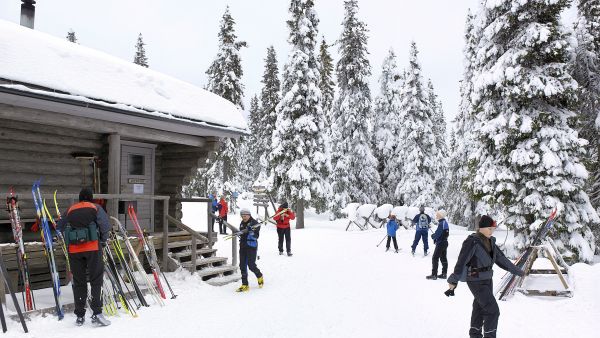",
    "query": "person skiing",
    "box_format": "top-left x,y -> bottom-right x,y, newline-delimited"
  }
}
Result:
57,187 -> 111,326
411,206 -> 431,256
445,215 -> 524,338
273,201 -> 295,256
385,214 -> 400,253
426,210 -> 449,280
217,196 -> 229,235
235,208 -> 264,292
